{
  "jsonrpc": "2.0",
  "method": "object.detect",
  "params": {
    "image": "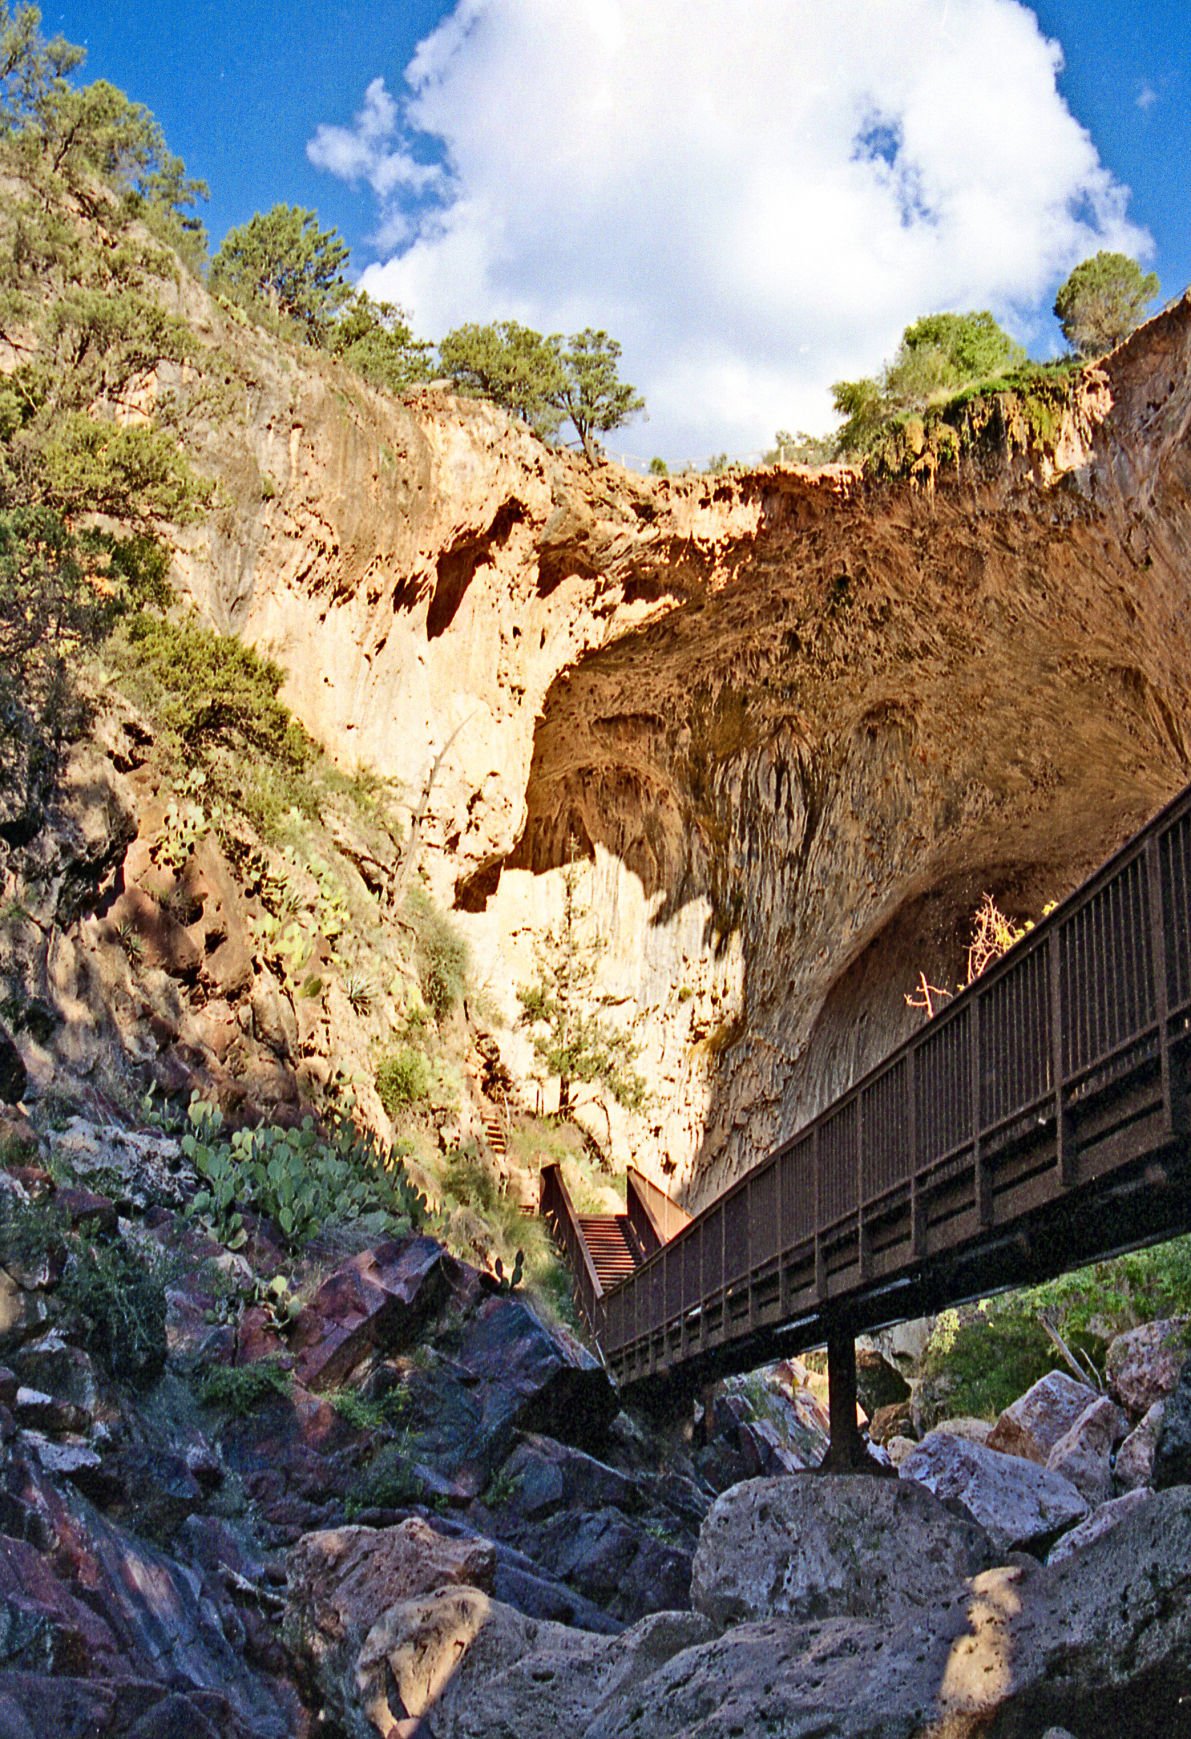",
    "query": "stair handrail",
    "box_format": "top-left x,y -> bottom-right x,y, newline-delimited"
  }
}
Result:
539,1162 -> 605,1336
626,1166 -> 692,1256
